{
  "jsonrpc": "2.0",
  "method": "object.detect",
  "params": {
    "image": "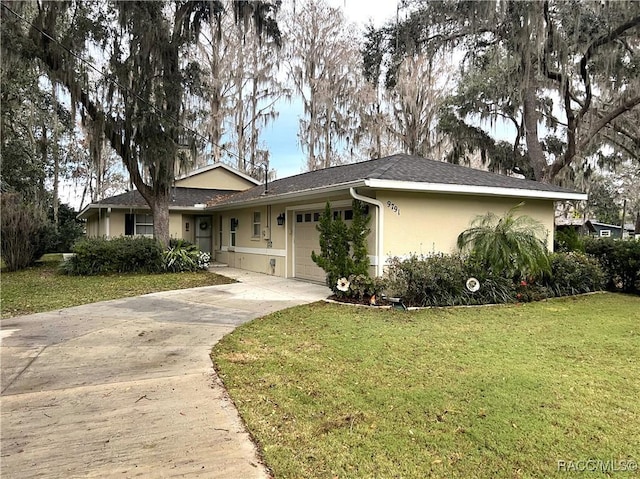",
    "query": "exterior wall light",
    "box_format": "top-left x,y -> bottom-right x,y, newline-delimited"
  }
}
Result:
277,213 -> 285,226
